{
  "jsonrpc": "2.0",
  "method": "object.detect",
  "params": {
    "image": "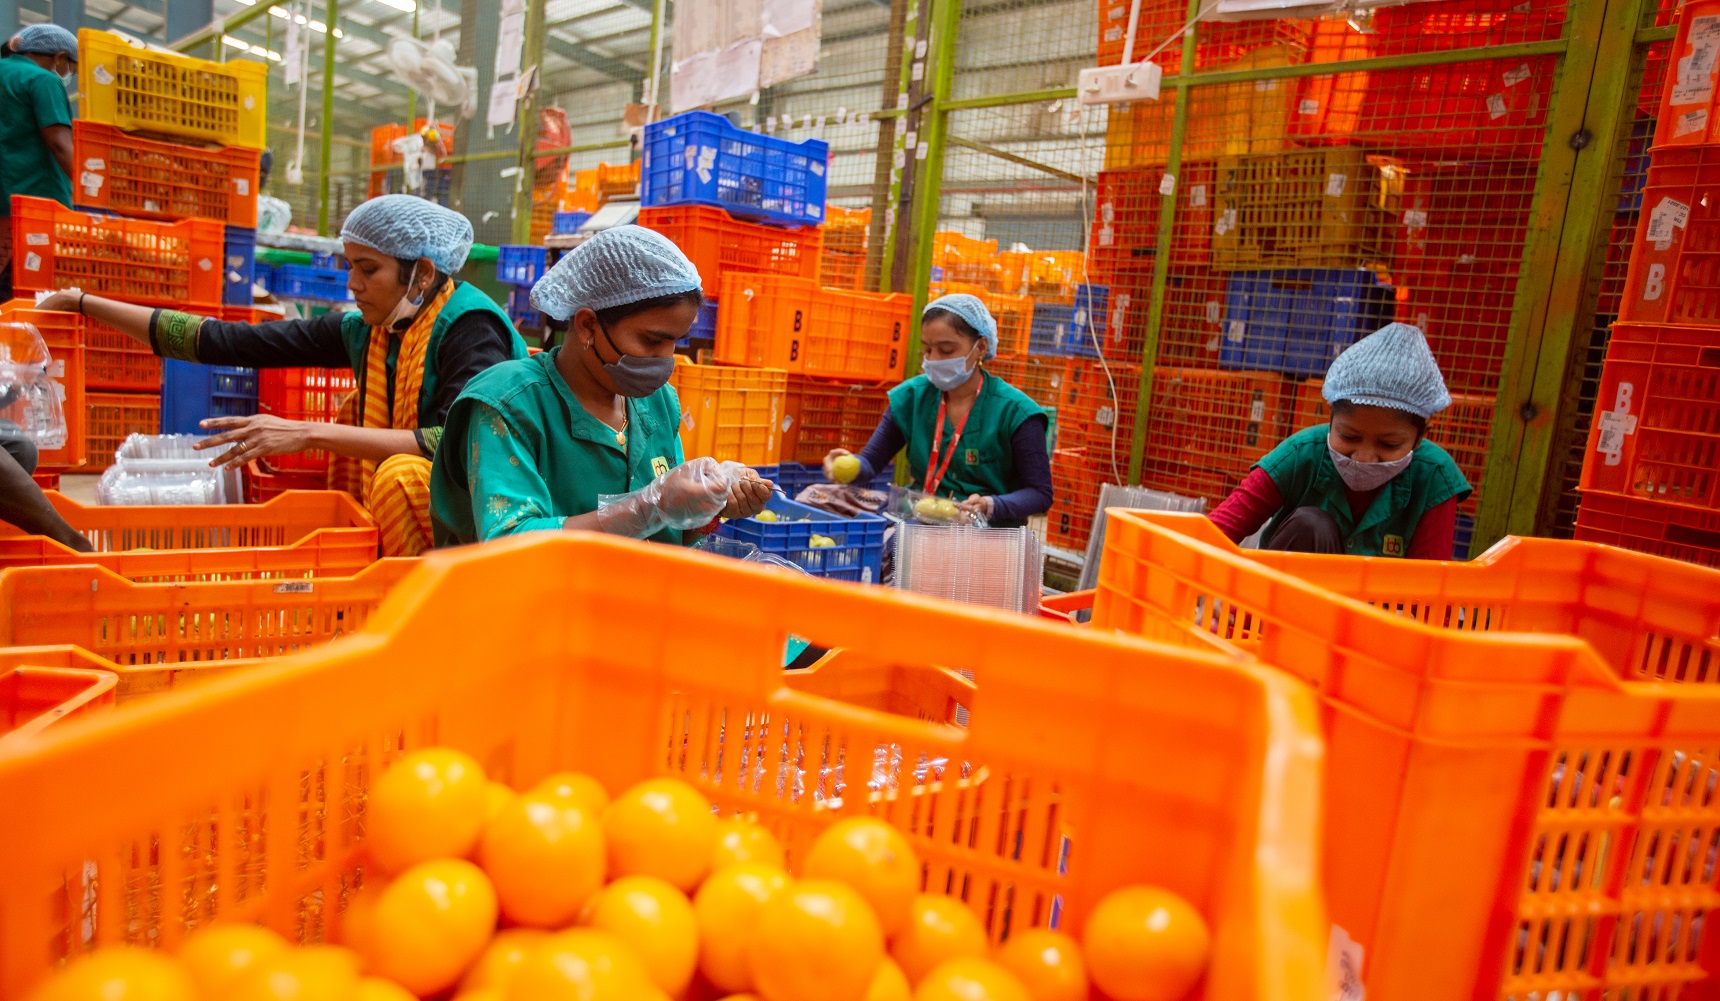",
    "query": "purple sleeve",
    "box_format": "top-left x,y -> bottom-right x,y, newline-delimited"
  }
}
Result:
855,411 -> 907,483
988,415 -> 1054,522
